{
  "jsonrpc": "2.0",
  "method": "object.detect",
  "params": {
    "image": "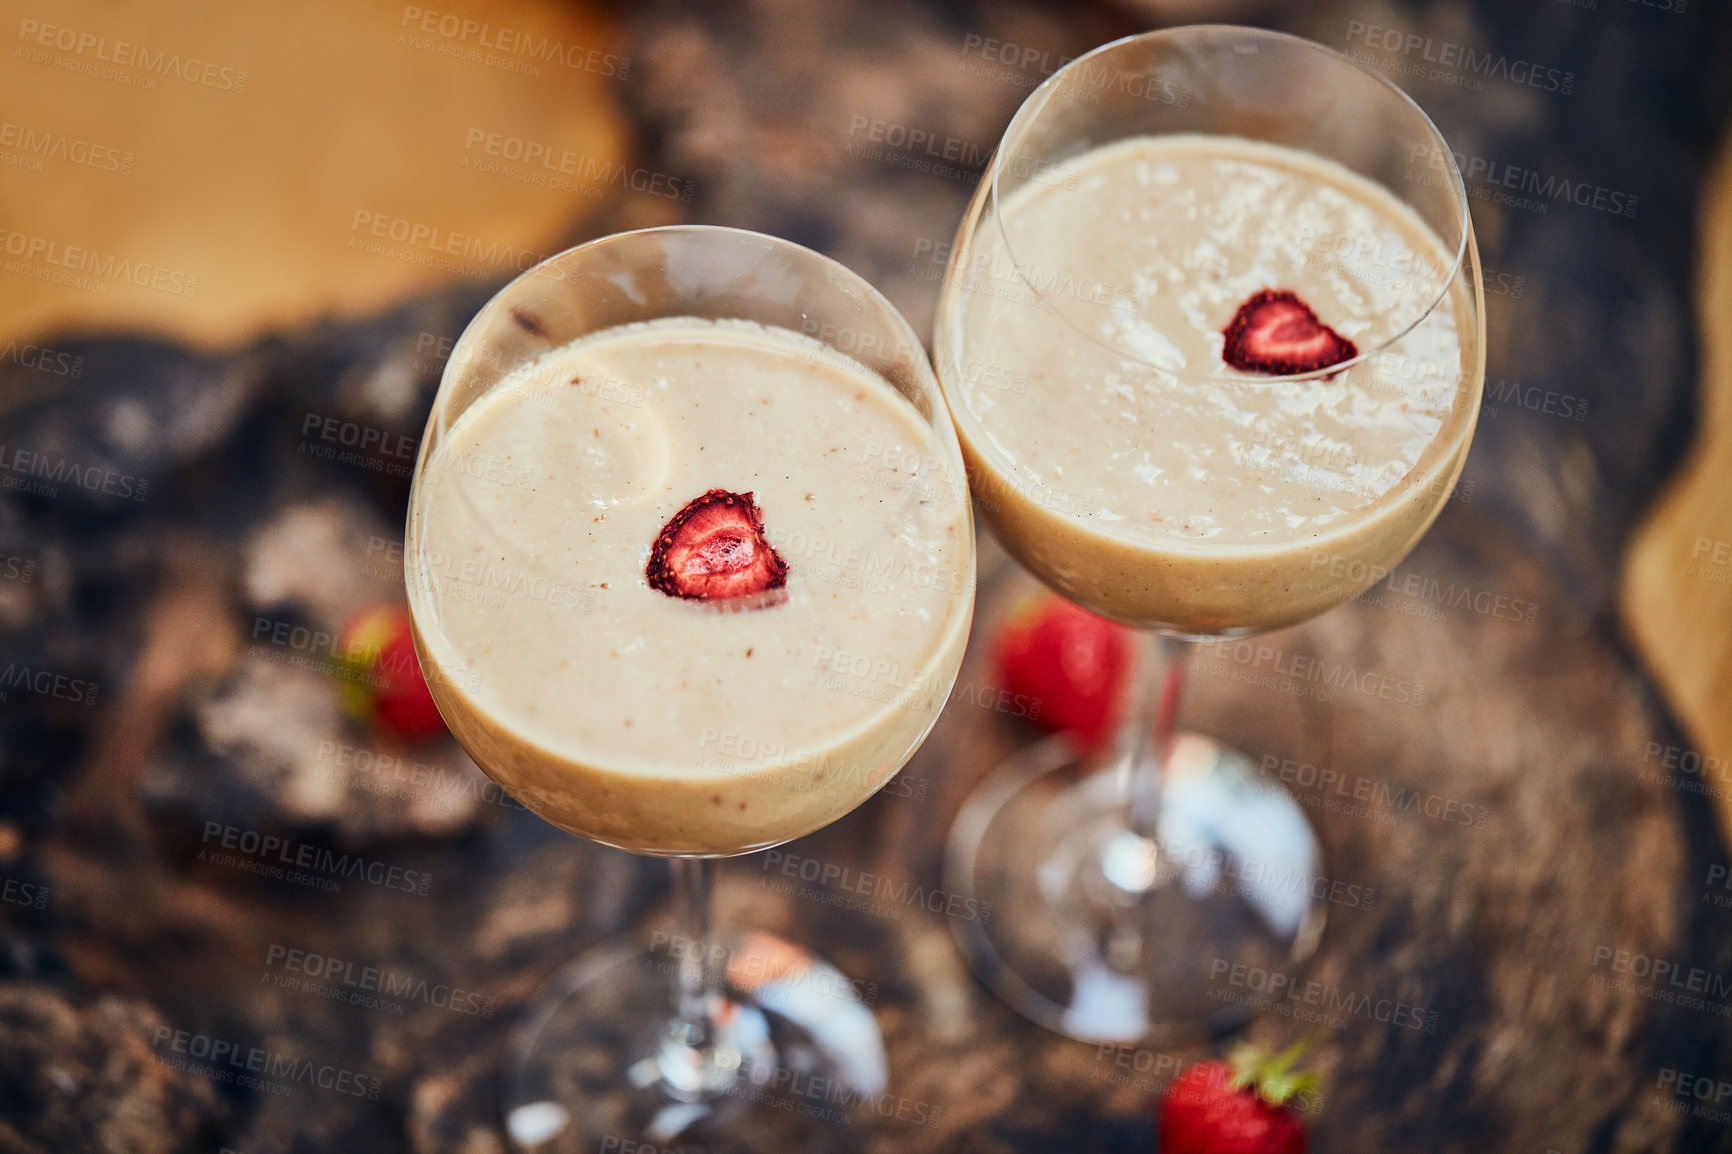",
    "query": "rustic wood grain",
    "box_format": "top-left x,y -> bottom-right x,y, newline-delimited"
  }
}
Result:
0,0 -> 628,350
1622,135 -> 1732,845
